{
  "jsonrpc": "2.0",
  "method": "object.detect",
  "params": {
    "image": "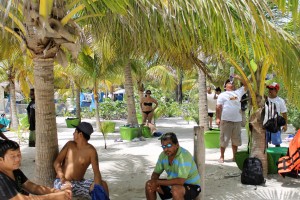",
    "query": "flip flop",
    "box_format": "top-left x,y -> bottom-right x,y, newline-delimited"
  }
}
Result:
218,158 -> 224,163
